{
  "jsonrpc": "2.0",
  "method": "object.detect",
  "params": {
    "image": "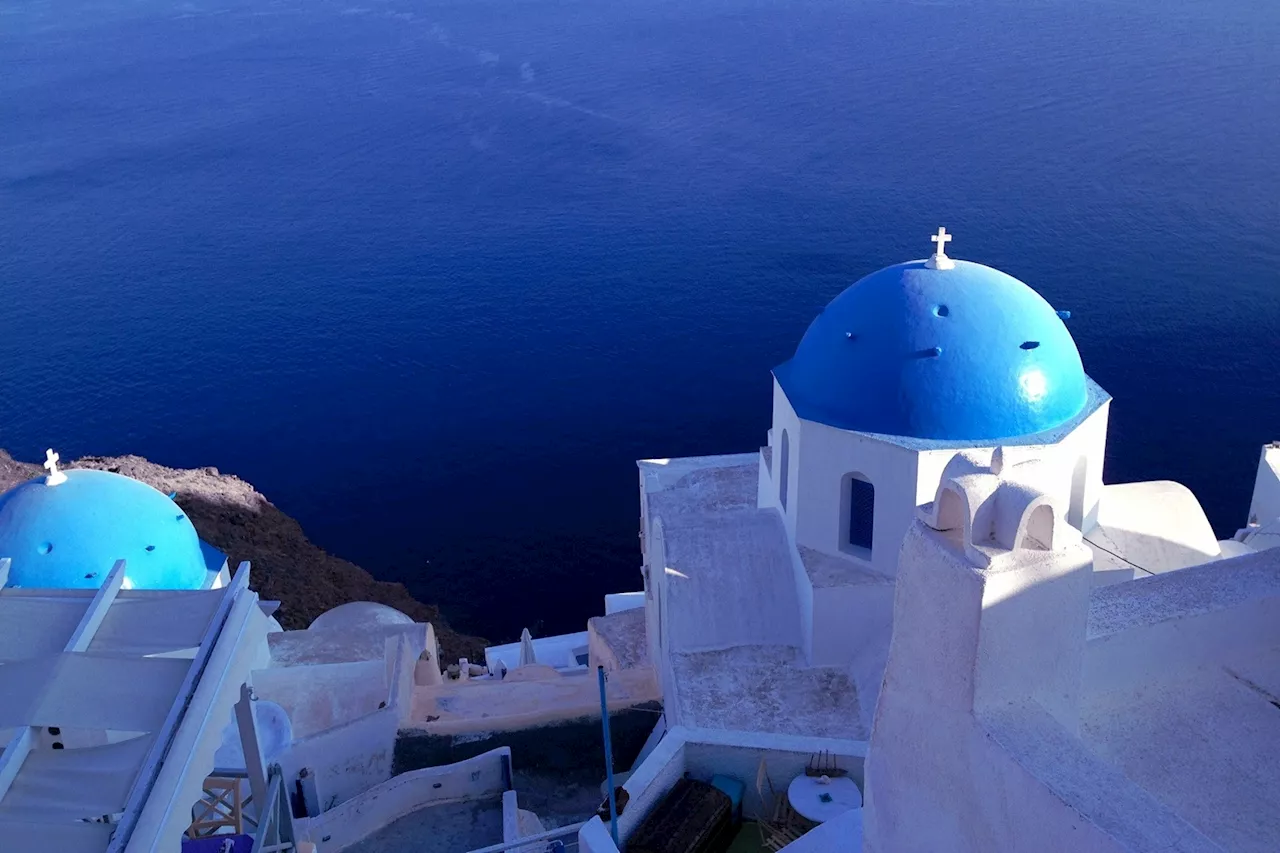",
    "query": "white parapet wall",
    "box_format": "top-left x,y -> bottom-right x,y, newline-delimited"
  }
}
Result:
296,746 -> 513,852
1249,443 -> 1280,525
271,634 -> 419,810
580,816 -> 620,853
604,592 -> 645,614
485,631 -> 591,672
279,703 -> 400,812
